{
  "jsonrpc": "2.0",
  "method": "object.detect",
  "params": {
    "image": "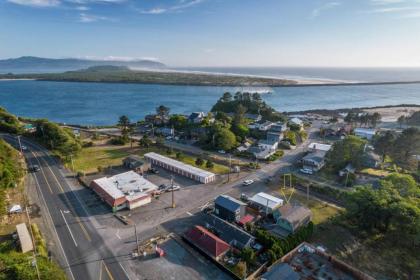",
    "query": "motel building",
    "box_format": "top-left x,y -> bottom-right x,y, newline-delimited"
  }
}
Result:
144,152 -> 216,184
90,171 -> 158,212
